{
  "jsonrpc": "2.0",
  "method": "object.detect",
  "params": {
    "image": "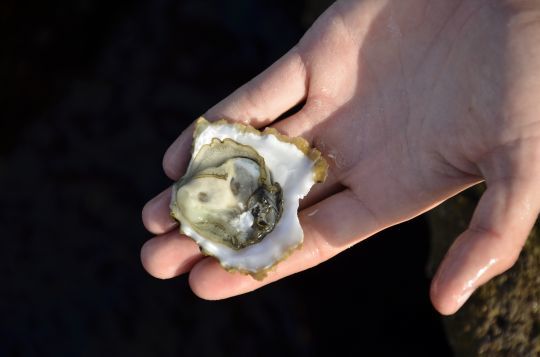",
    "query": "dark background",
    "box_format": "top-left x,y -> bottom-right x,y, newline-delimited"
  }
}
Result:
2,0 -> 452,356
